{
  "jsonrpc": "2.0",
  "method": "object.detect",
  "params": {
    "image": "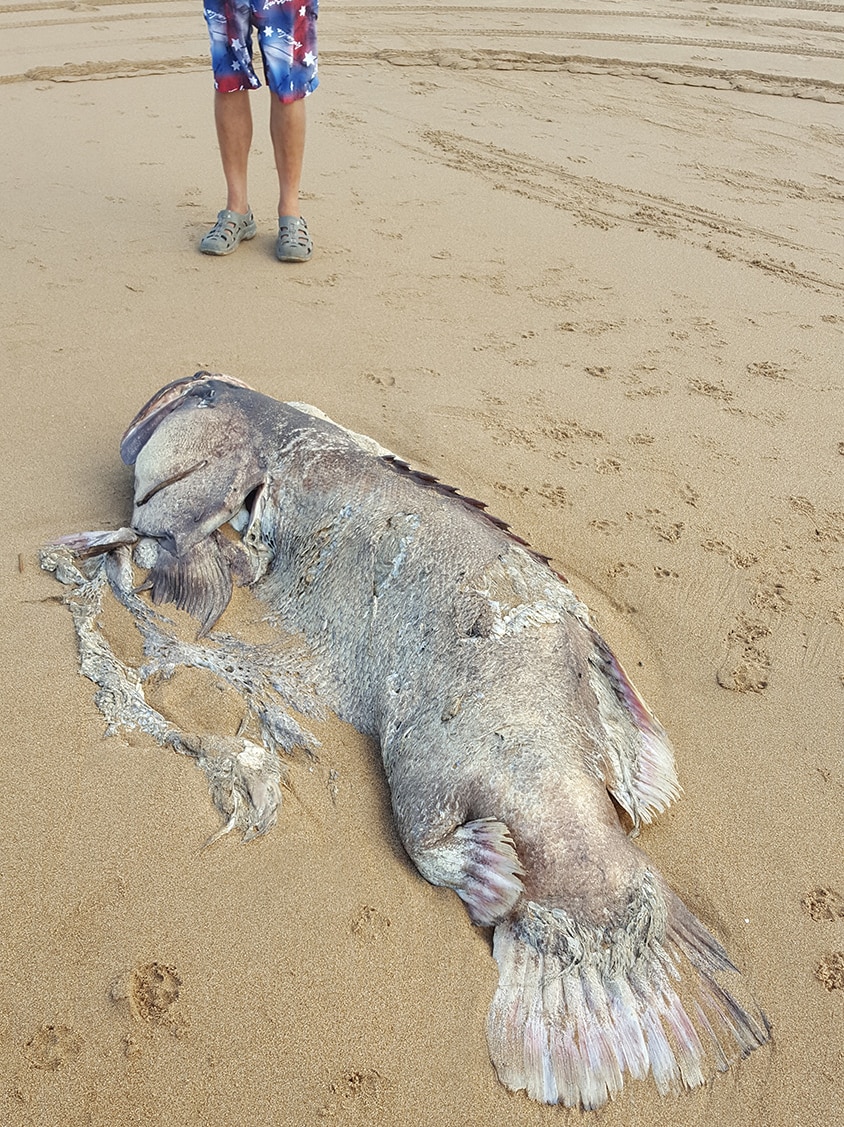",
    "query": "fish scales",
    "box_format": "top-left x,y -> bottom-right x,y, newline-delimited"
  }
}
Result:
42,373 -> 769,1110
